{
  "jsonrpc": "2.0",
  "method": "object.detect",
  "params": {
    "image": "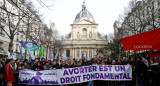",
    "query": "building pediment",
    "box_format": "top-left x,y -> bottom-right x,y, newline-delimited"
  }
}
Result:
72,19 -> 97,25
